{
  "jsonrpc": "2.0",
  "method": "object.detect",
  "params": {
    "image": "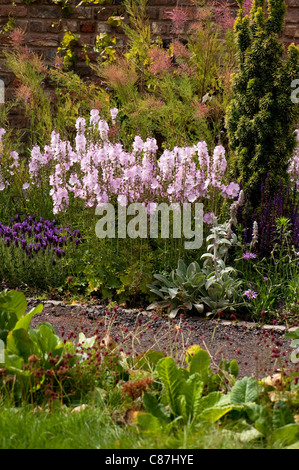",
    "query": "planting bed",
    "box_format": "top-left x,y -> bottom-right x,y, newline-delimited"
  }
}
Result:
29,300 -> 297,380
